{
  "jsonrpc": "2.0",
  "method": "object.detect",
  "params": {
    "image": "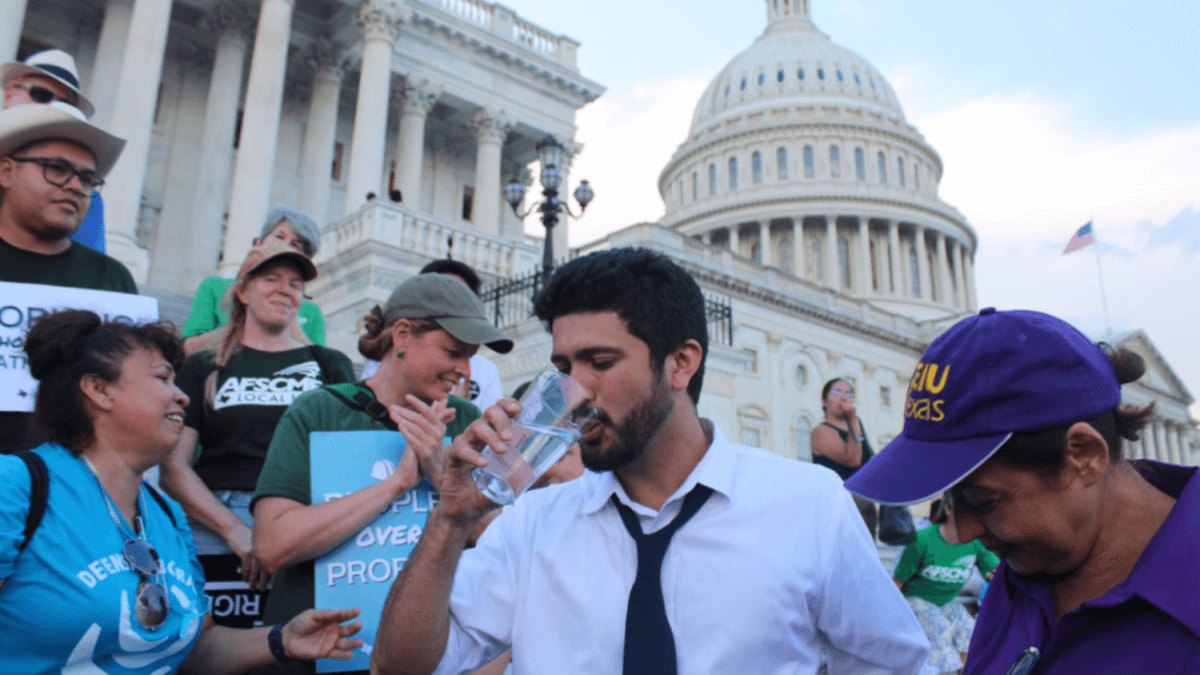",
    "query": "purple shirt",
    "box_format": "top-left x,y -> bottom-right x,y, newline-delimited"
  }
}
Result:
966,461 -> 1199,674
